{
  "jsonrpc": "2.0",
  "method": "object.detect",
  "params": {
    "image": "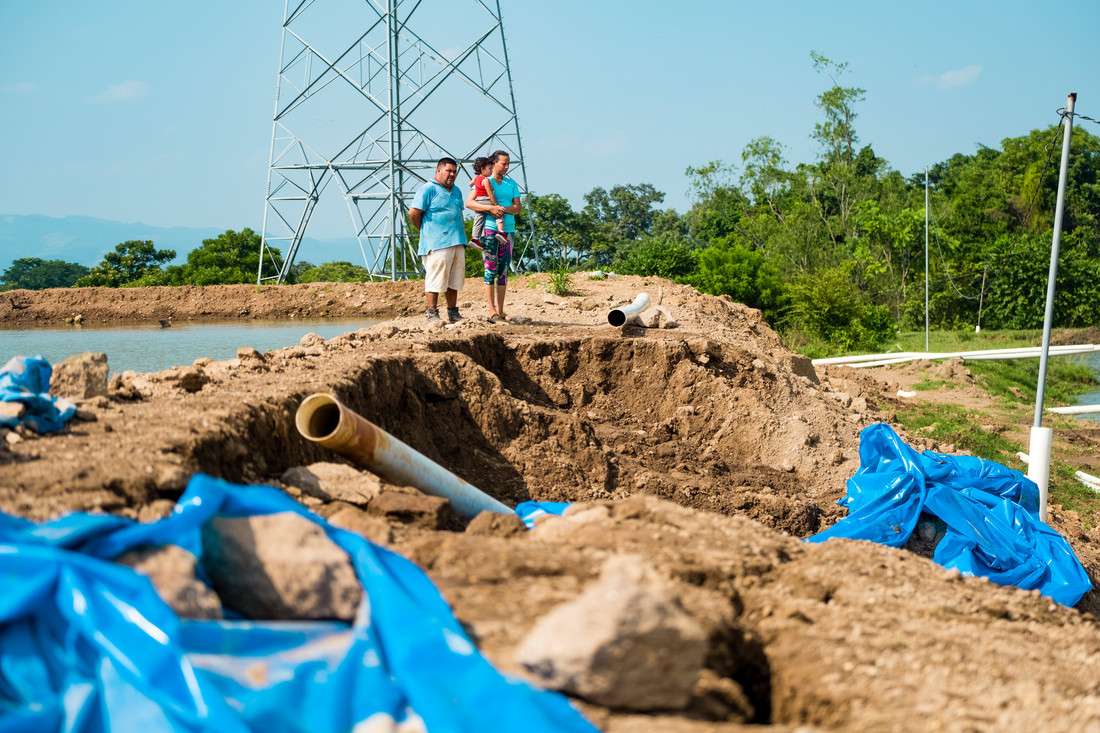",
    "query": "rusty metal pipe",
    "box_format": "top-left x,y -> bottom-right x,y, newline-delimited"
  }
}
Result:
607,292 -> 651,327
295,393 -> 511,519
